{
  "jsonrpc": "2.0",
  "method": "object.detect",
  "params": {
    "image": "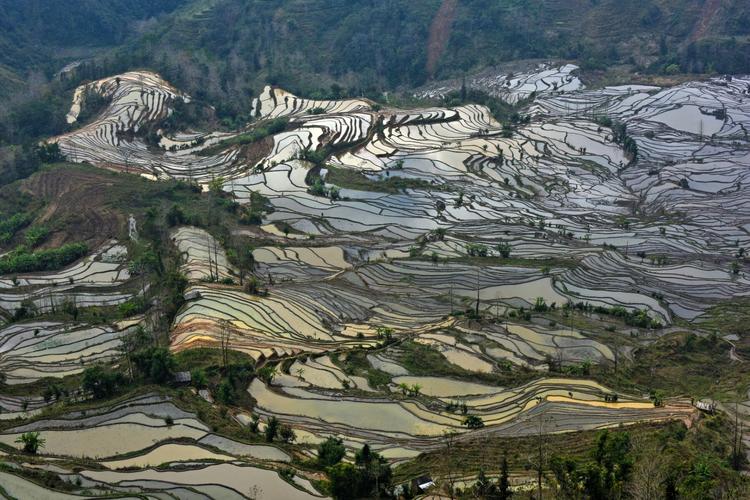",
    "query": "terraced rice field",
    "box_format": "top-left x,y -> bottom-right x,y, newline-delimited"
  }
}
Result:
0,240 -> 135,318
3,64 -> 747,496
